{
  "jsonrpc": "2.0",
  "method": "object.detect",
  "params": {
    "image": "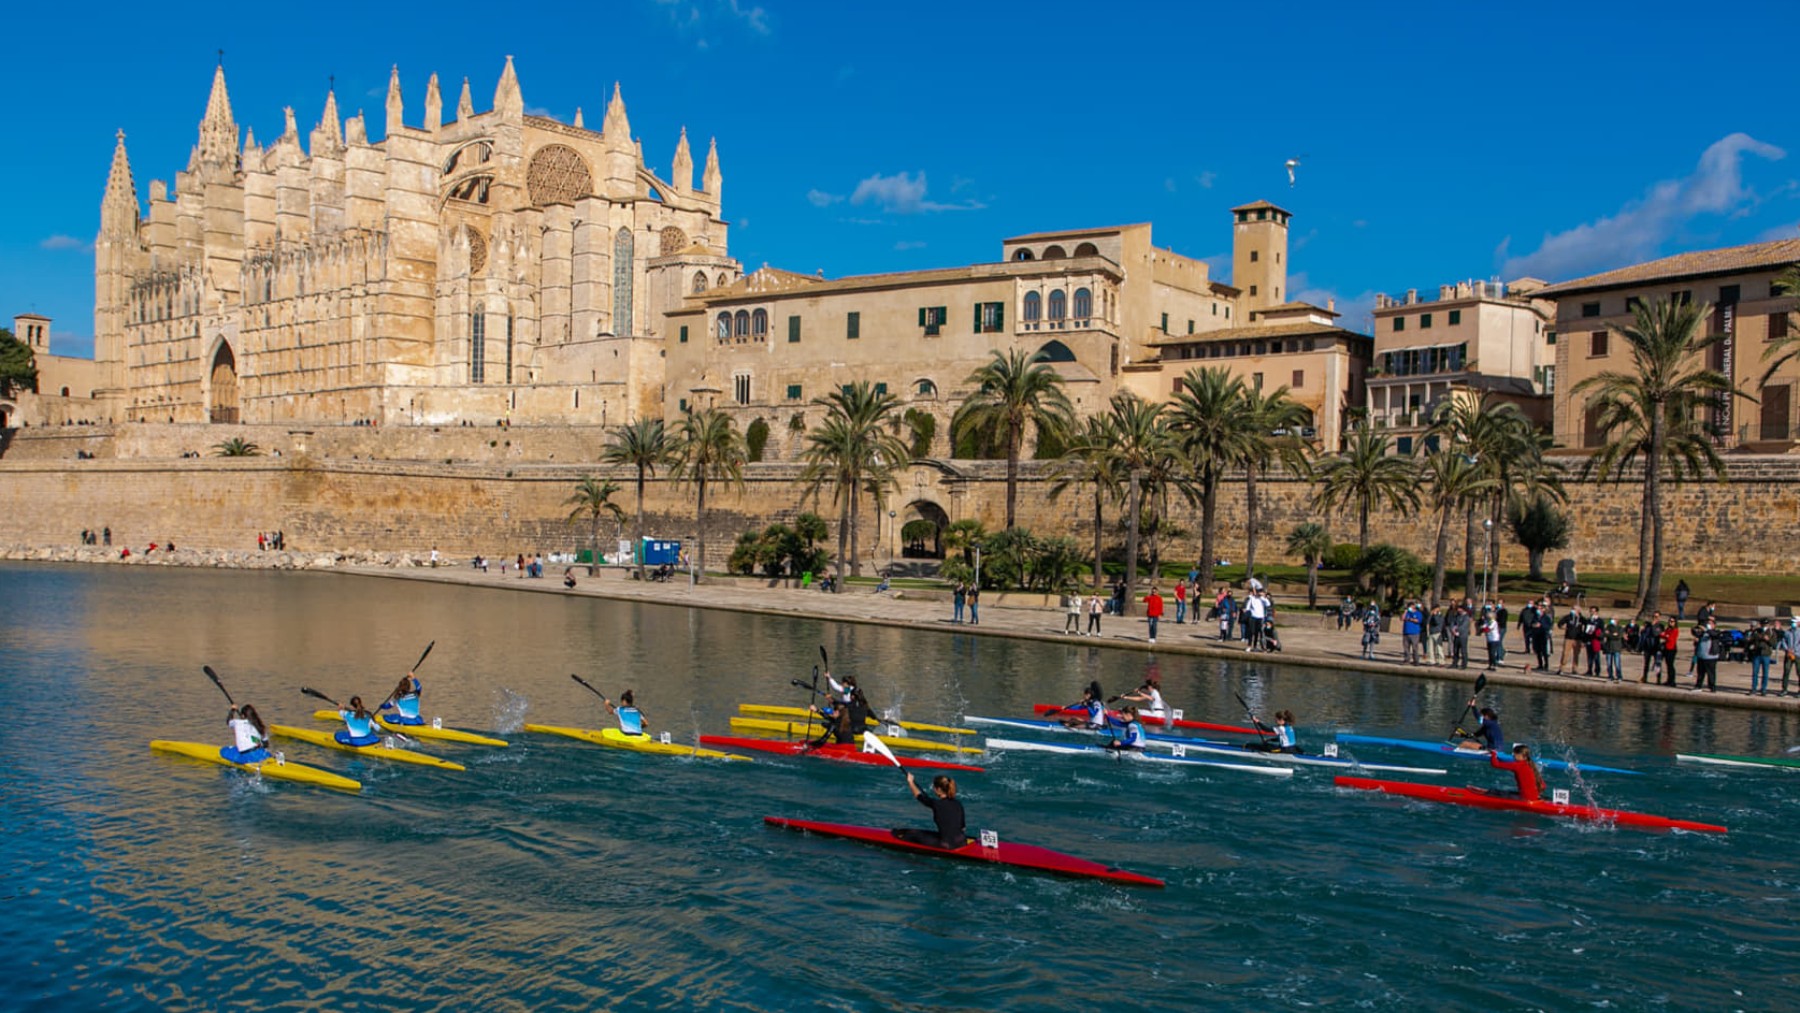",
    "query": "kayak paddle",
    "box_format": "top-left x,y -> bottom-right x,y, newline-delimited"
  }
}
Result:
571,673 -> 643,720
203,665 -> 236,706
1444,673 -> 1488,742
862,729 -> 903,770
412,640 -> 436,673
1232,691 -> 1280,750
301,686 -> 413,744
